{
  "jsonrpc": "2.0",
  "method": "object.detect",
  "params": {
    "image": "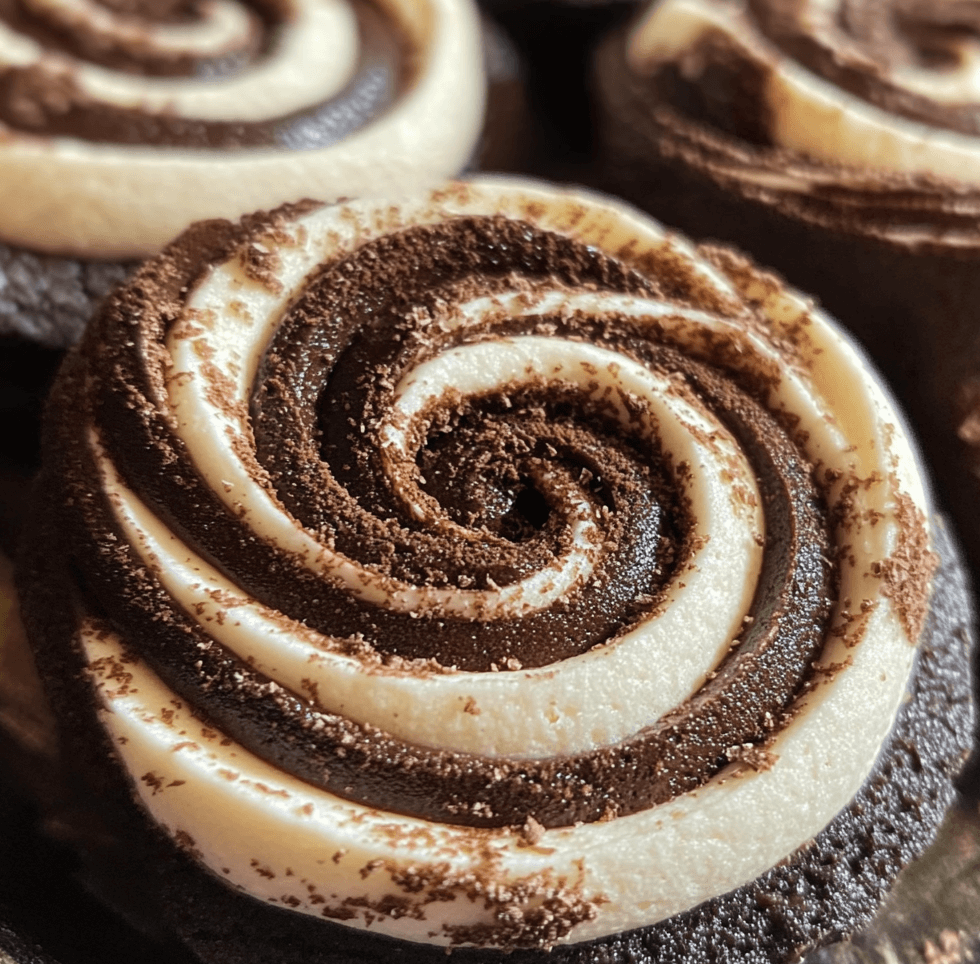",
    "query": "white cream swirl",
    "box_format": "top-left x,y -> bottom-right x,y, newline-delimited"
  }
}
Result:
0,0 -> 485,257
58,179 -> 934,948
